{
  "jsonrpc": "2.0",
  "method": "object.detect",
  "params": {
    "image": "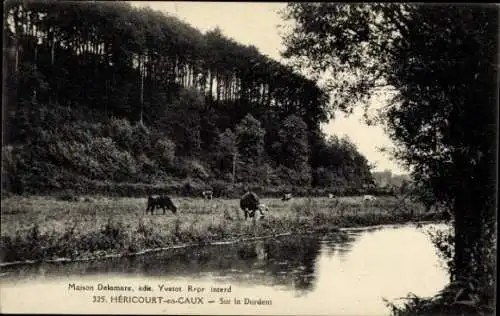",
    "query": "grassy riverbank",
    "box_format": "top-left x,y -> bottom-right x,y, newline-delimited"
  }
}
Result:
0,195 -> 445,264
